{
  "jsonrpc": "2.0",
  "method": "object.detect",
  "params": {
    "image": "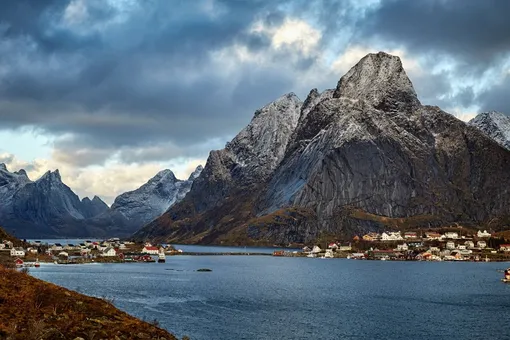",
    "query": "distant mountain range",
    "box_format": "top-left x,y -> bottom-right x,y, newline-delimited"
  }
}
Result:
133,52 -> 510,245
0,164 -> 202,238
